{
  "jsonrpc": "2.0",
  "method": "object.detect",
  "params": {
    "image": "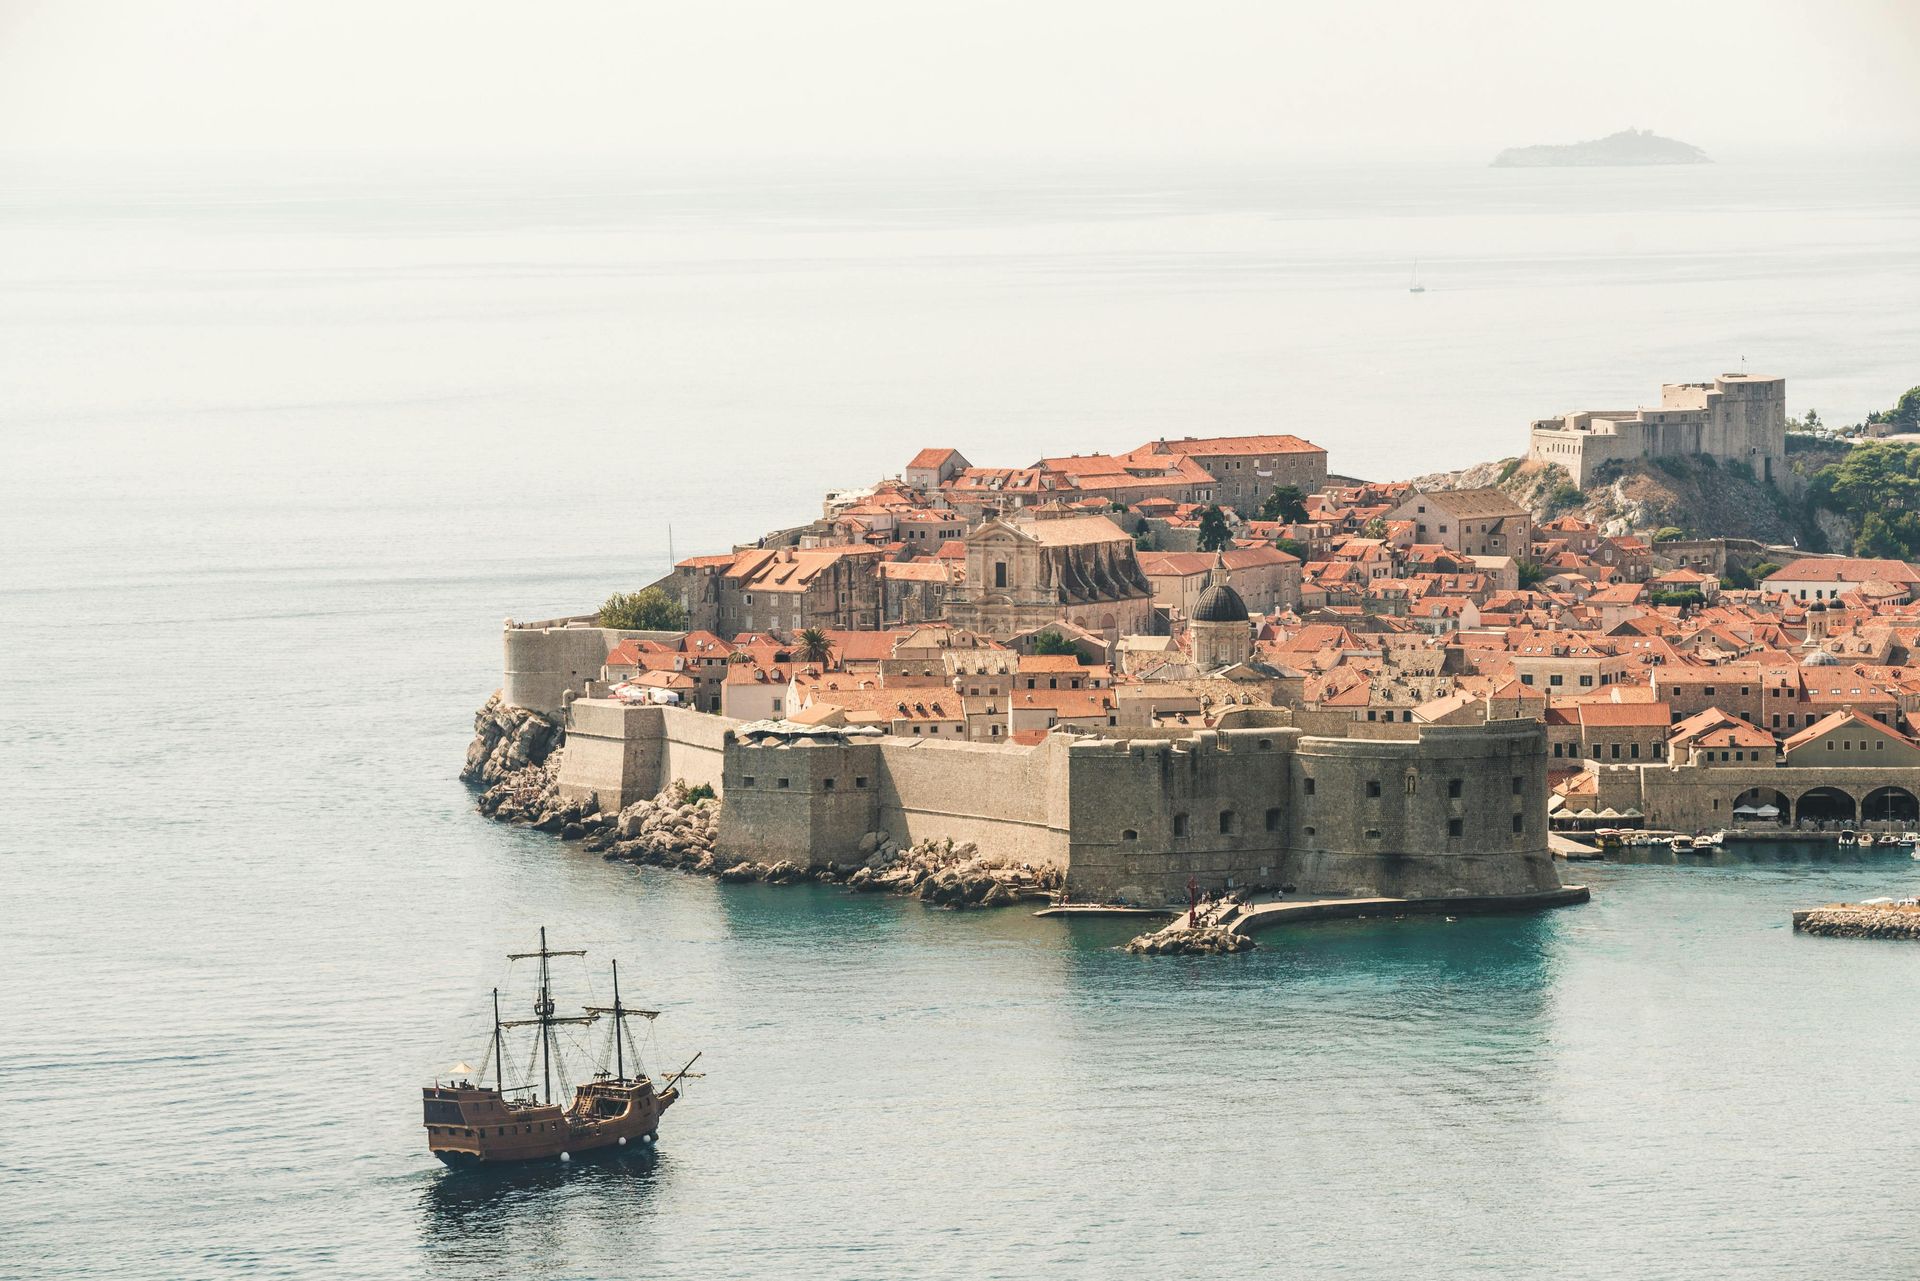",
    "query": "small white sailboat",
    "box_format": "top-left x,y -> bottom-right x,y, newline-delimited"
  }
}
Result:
1408,259 -> 1426,294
